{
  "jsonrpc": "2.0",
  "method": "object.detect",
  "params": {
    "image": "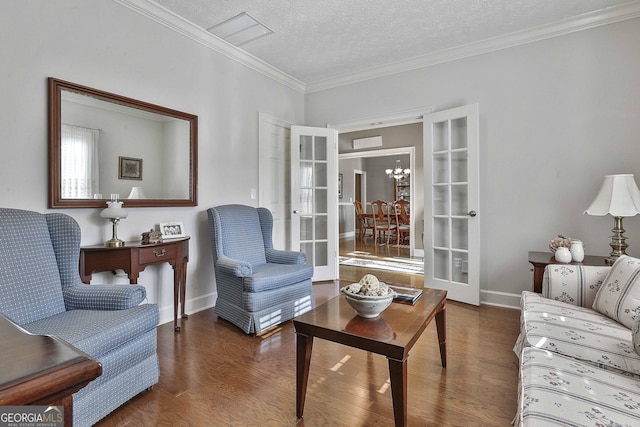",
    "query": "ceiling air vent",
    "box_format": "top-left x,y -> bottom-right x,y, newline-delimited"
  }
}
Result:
207,12 -> 273,47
